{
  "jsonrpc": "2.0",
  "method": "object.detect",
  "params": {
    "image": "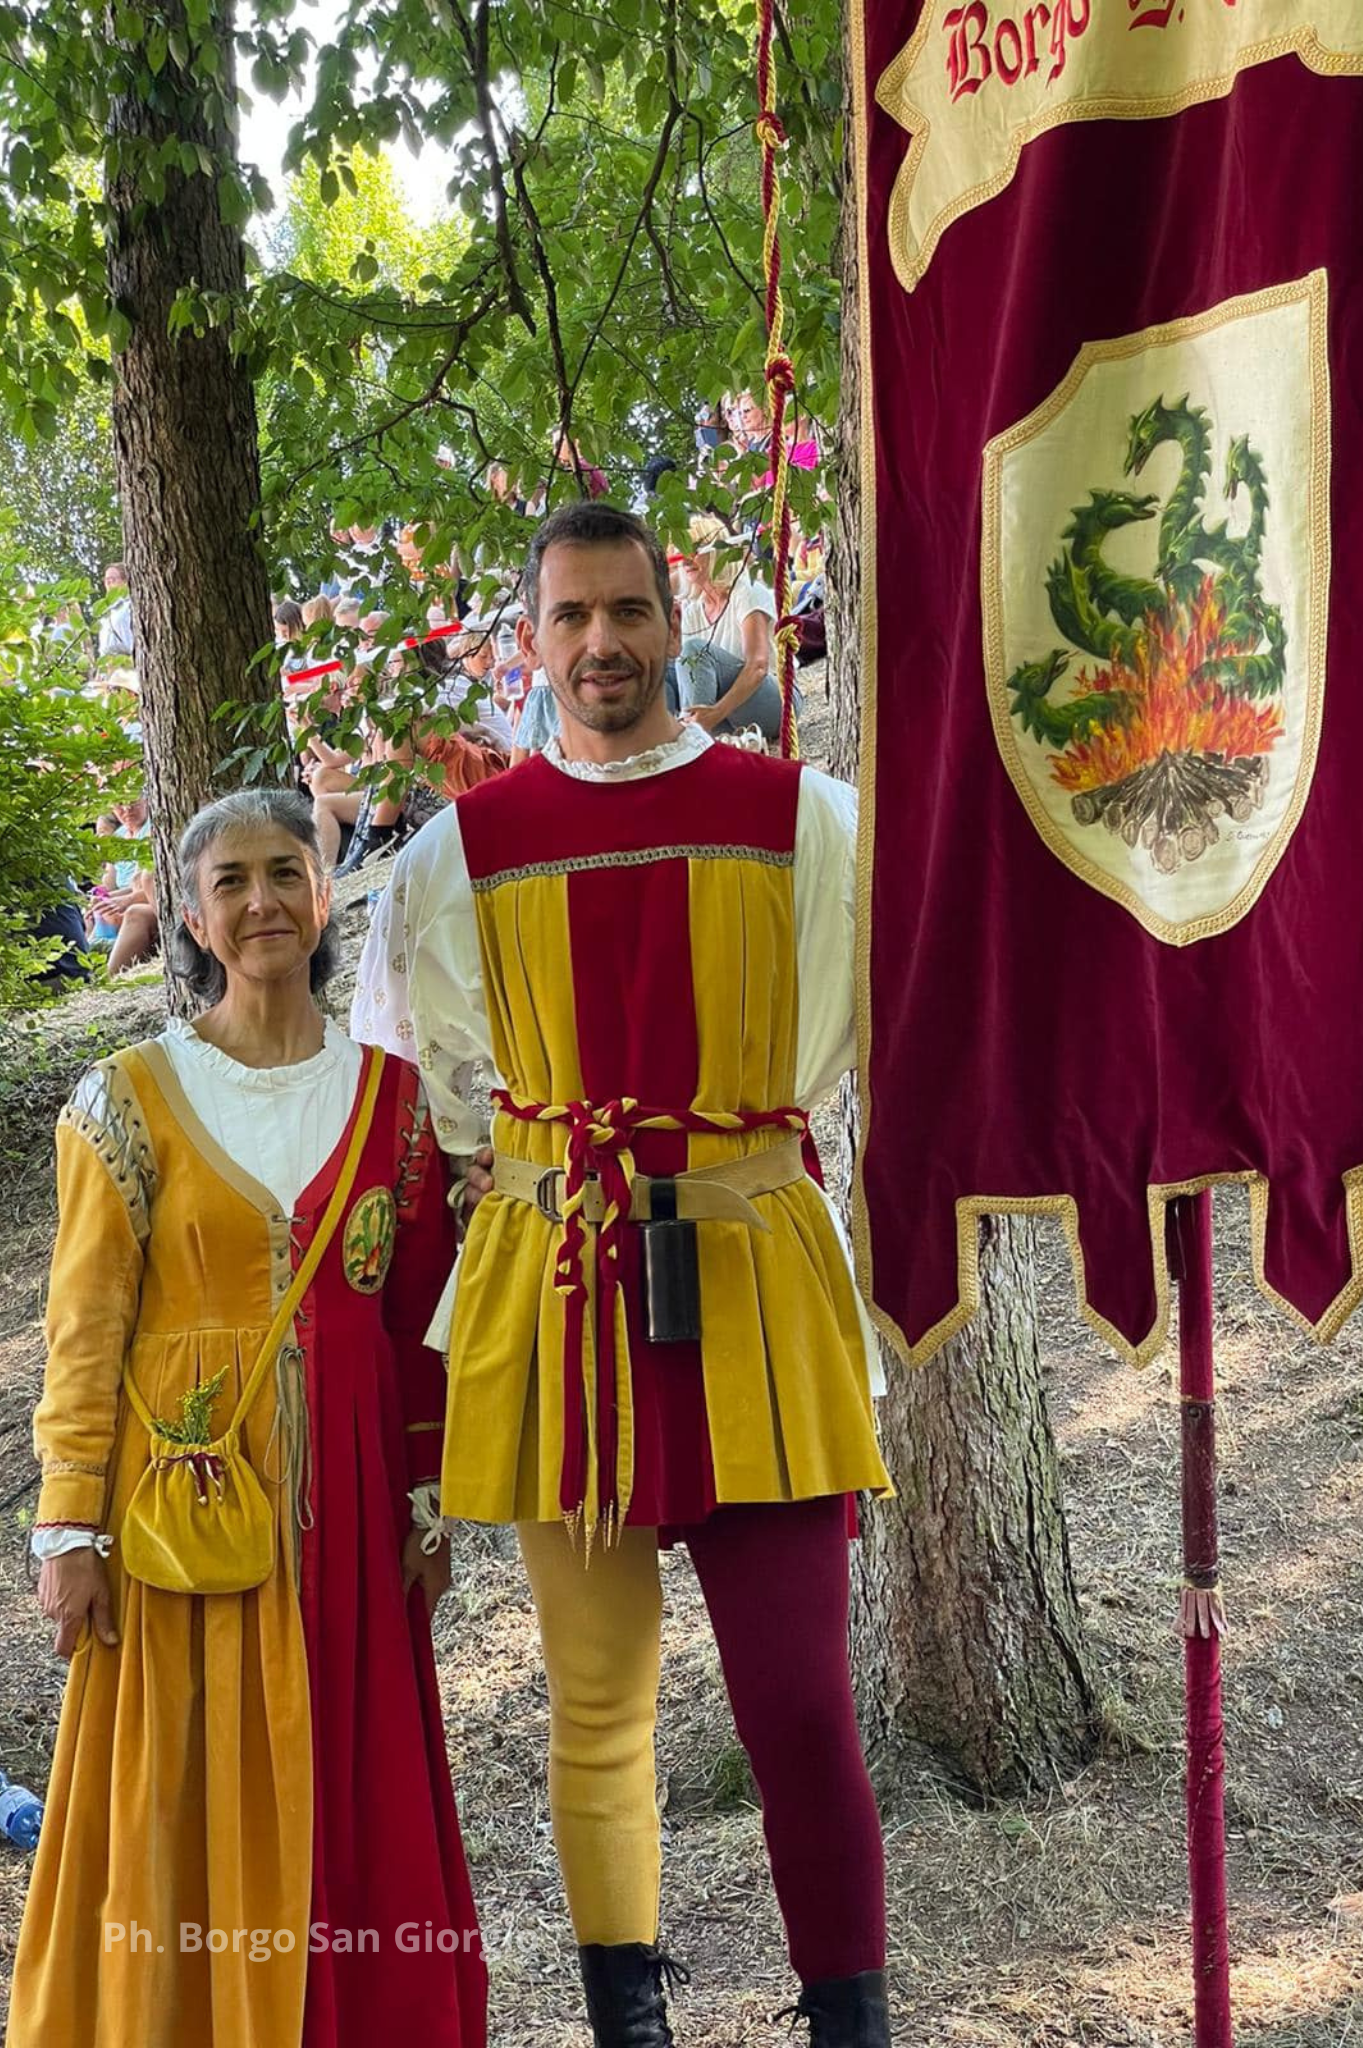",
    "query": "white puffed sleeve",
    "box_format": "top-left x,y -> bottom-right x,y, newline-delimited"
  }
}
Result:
350,804 -> 494,1156
793,767 -> 858,1109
